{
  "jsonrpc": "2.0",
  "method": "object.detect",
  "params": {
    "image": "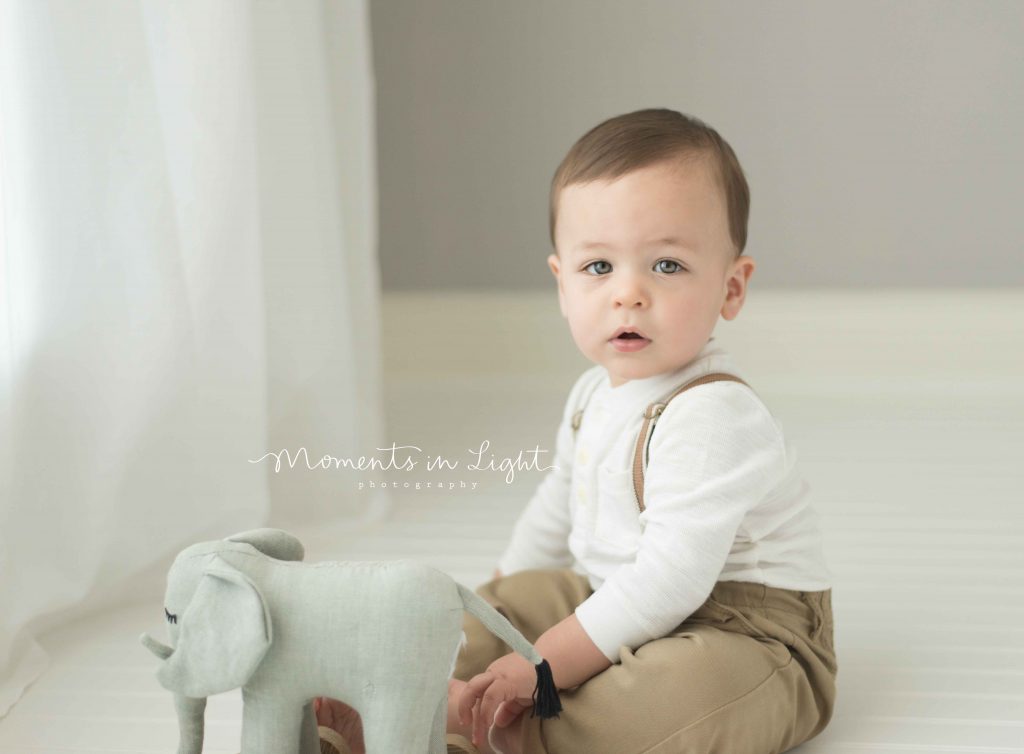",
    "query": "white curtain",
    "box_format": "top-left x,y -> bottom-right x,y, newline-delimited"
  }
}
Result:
0,0 -> 388,717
